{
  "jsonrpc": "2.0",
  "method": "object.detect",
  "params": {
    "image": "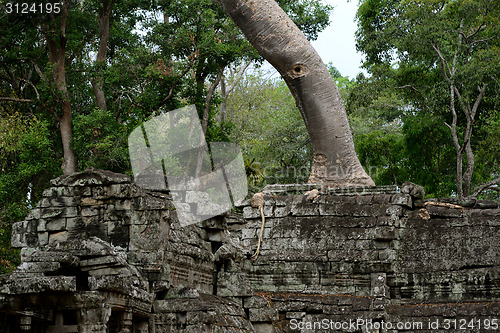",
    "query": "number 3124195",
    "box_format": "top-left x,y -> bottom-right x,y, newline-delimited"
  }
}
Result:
5,2 -> 61,14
